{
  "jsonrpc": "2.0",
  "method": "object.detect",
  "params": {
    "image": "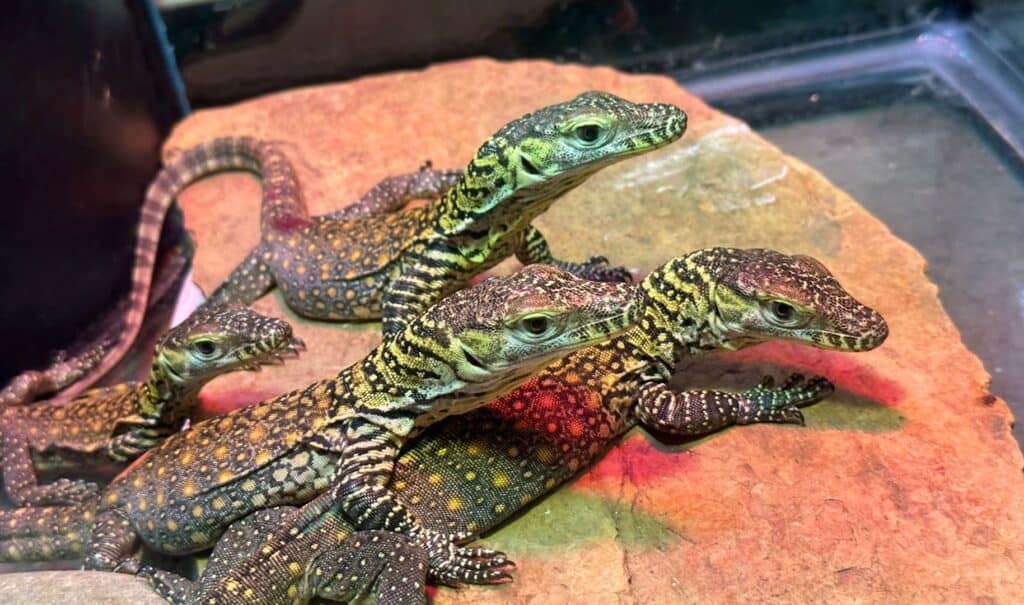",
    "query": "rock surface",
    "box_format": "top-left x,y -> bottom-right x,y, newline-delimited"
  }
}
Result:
5,58 -> 1021,603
